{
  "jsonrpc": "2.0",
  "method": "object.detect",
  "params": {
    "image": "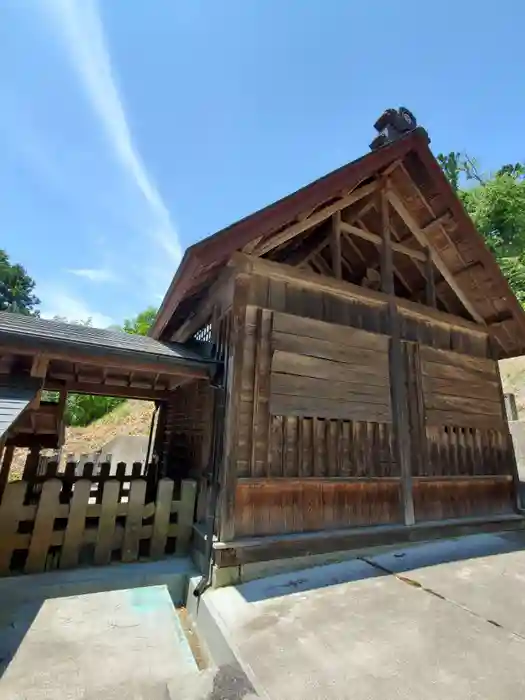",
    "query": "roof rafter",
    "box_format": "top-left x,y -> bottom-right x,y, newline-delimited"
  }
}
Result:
387,189 -> 485,324
340,221 -> 427,262
253,181 -> 379,257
